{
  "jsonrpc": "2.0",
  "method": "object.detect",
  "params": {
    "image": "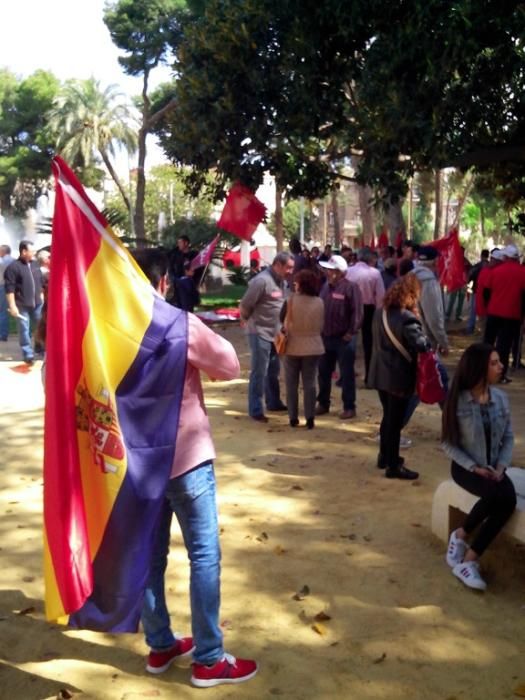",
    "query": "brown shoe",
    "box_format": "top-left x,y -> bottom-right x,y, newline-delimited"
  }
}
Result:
339,409 -> 356,420
251,414 -> 269,423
